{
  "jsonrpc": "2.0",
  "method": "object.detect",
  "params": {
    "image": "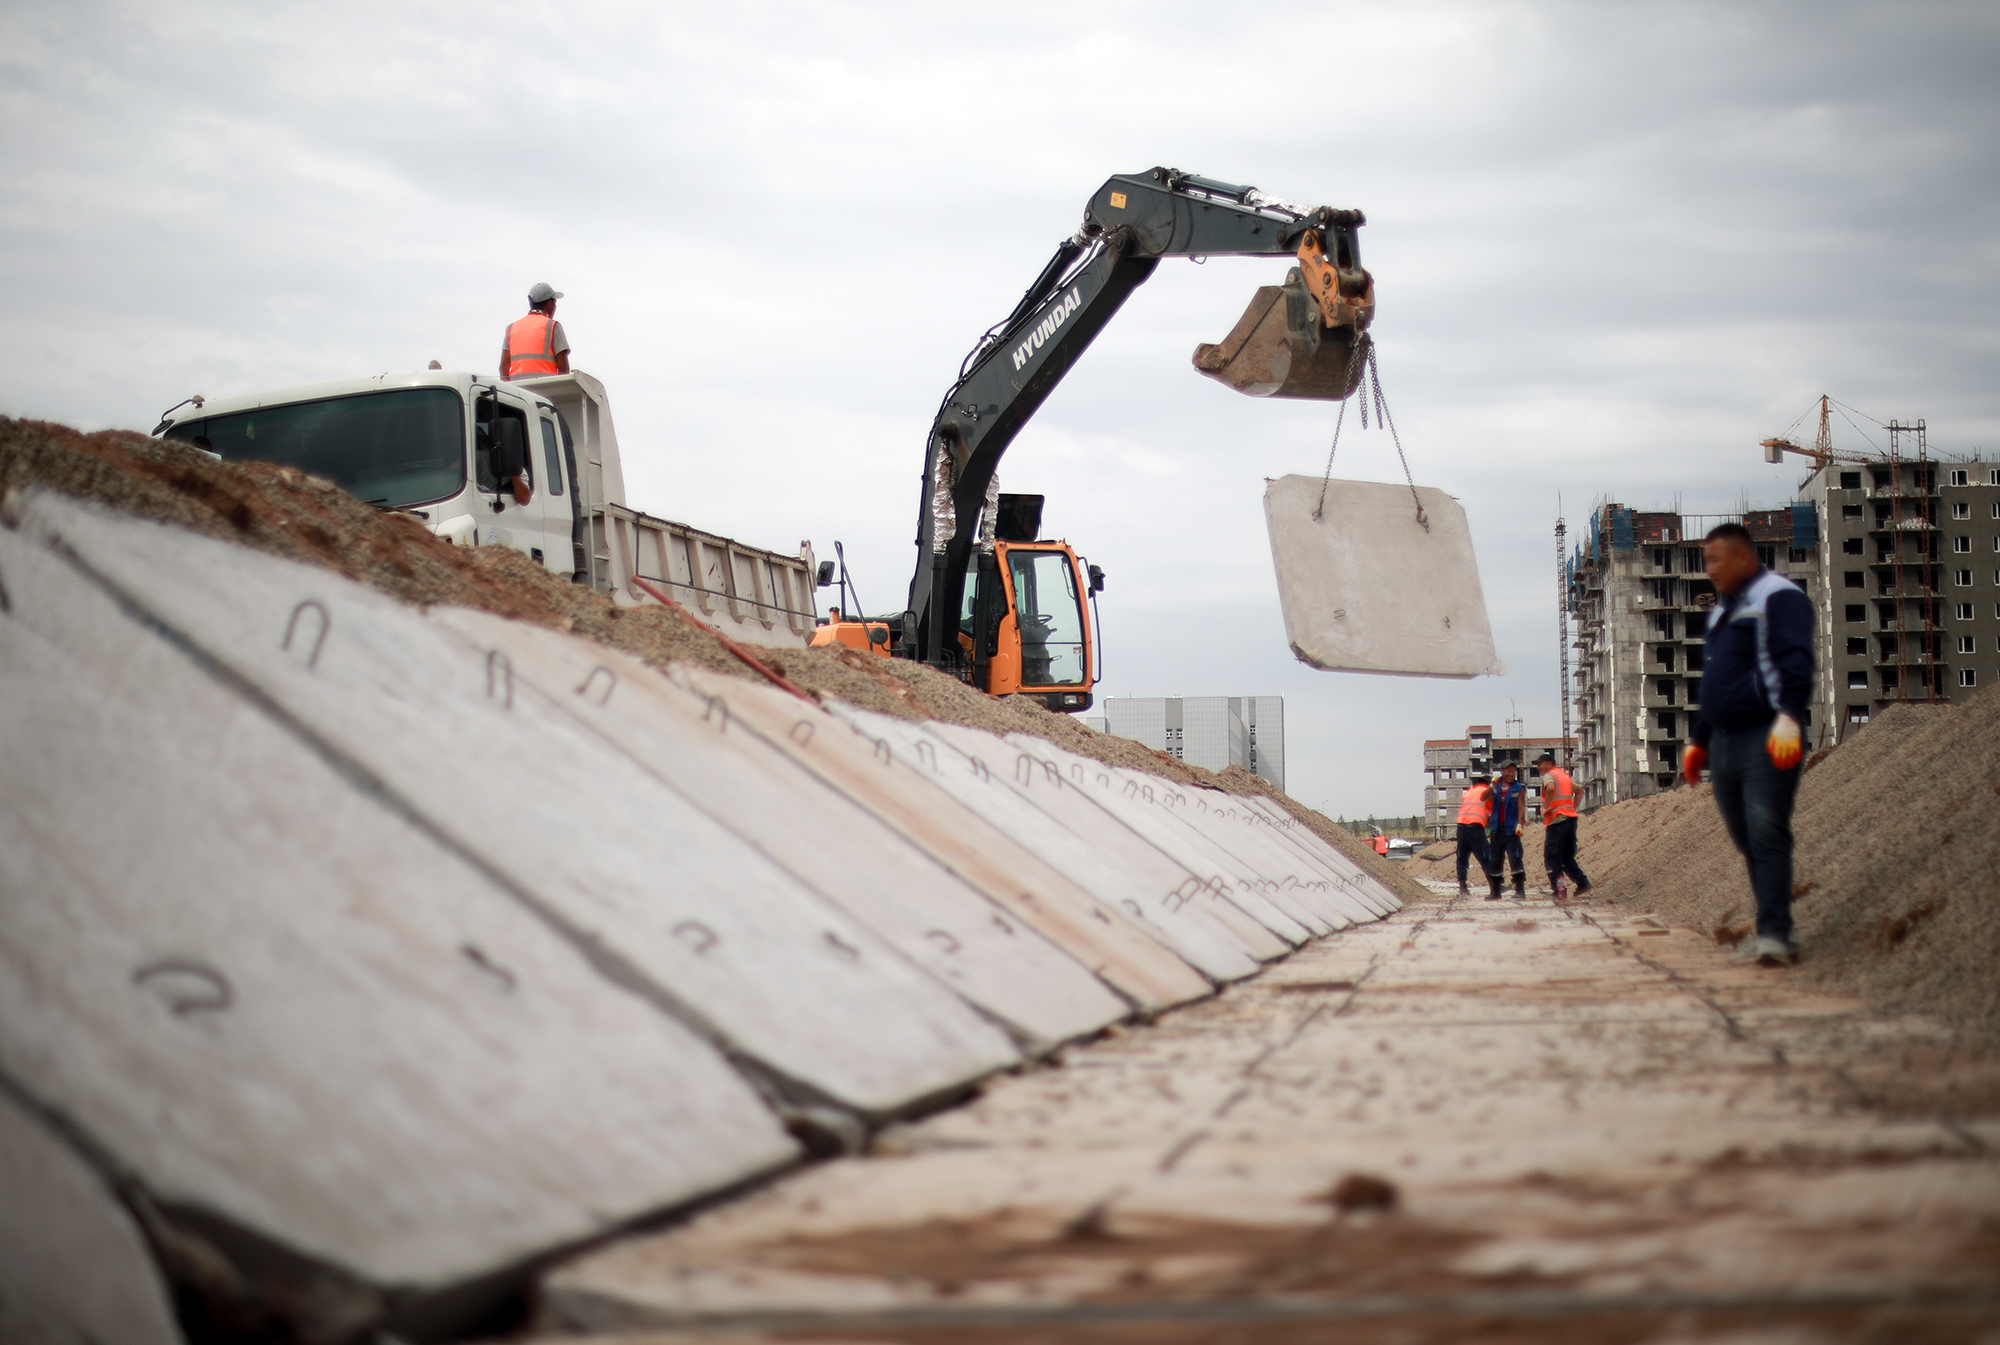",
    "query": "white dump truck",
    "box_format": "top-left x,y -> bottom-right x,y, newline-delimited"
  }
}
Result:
155,368 -> 823,647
